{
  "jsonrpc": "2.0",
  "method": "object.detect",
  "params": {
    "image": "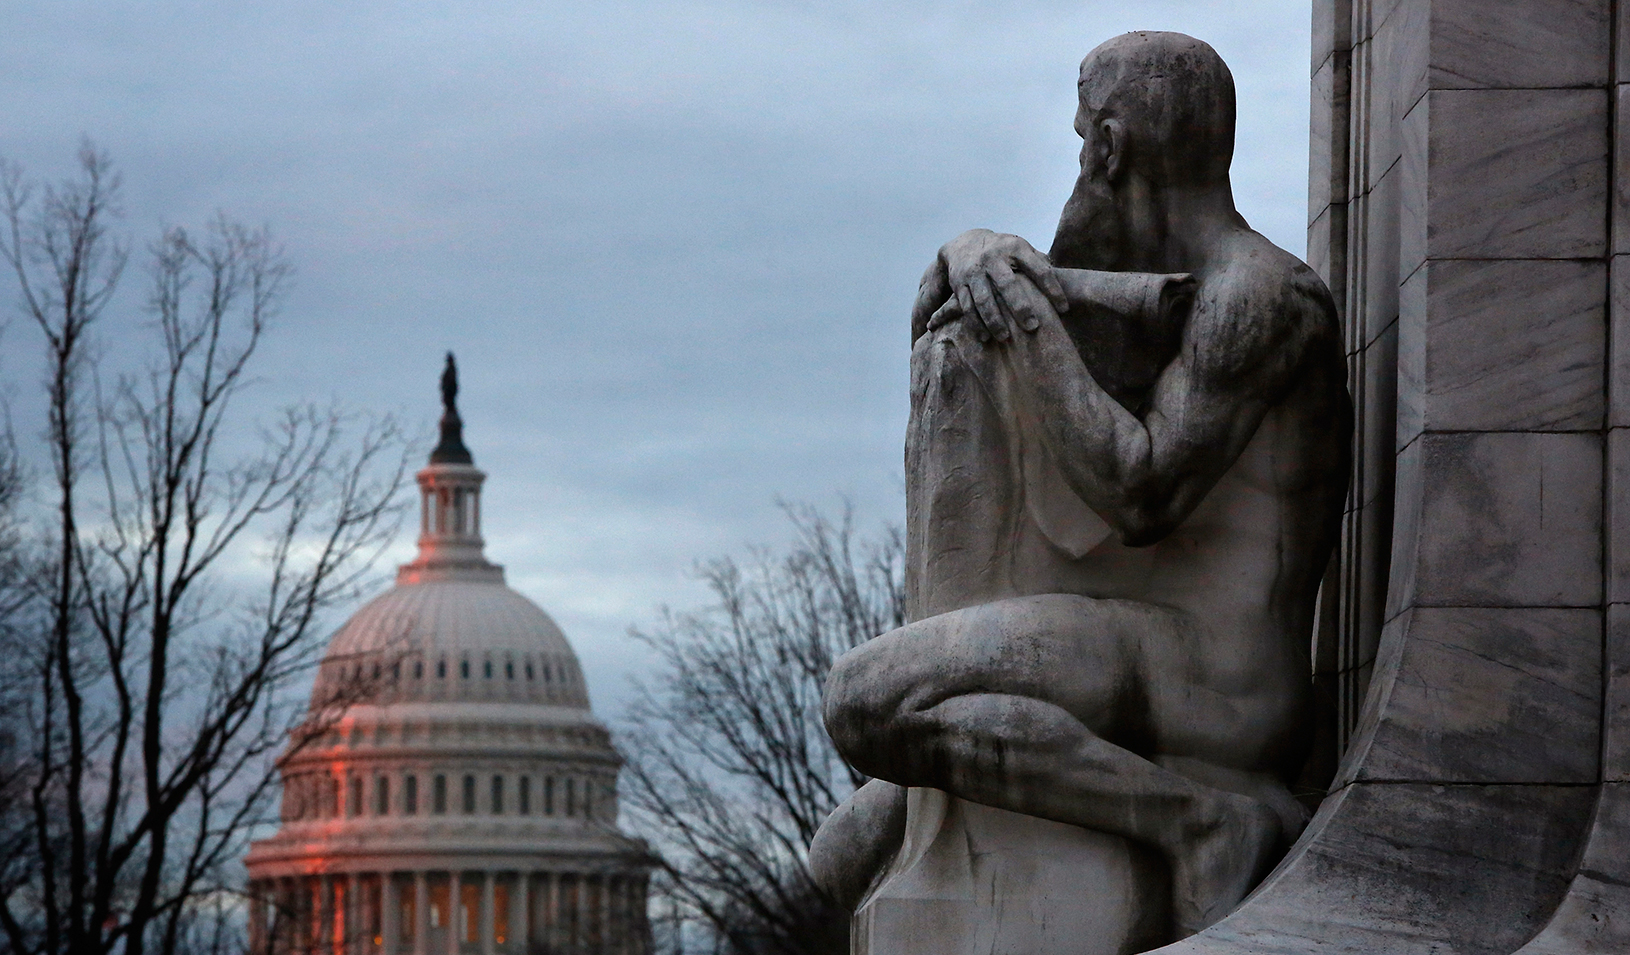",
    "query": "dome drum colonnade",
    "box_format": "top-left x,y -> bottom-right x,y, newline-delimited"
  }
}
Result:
246,358 -> 652,954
